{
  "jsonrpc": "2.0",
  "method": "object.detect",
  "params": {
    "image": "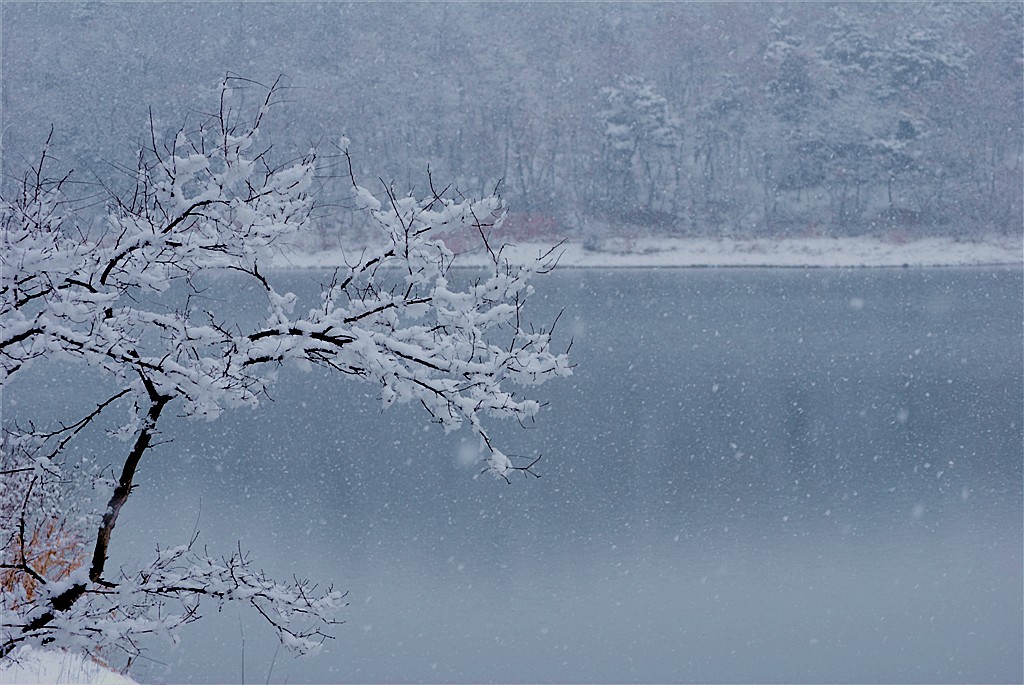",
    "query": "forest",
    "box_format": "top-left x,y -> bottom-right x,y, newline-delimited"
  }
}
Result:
2,3 -> 1021,243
